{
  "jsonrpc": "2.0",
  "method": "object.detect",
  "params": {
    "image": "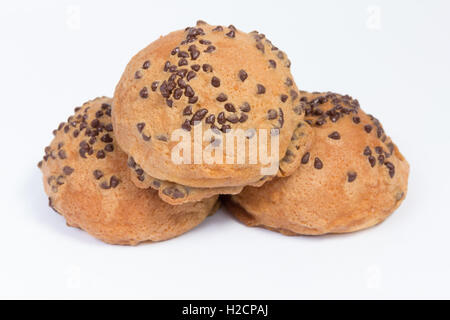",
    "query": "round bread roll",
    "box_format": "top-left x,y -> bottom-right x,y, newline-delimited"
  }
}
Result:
38,97 -> 219,245
112,21 -> 308,200
224,92 -> 409,235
